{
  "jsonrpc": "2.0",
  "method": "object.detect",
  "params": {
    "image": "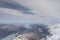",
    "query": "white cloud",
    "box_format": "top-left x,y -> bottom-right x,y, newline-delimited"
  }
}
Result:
12,0 -> 60,18
0,7 -> 46,23
0,0 -> 60,24
0,7 -> 54,24
0,7 -> 23,16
